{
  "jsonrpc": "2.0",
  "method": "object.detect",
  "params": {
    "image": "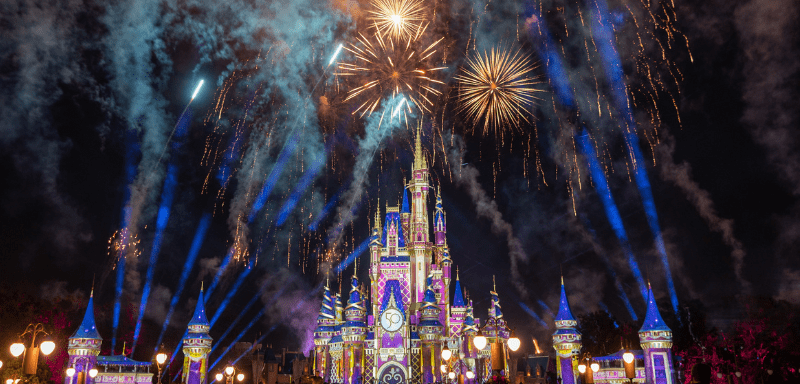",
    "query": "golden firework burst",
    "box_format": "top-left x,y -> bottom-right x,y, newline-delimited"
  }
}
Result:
337,28 -> 445,117
455,47 -> 542,135
367,0 -> 428,42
